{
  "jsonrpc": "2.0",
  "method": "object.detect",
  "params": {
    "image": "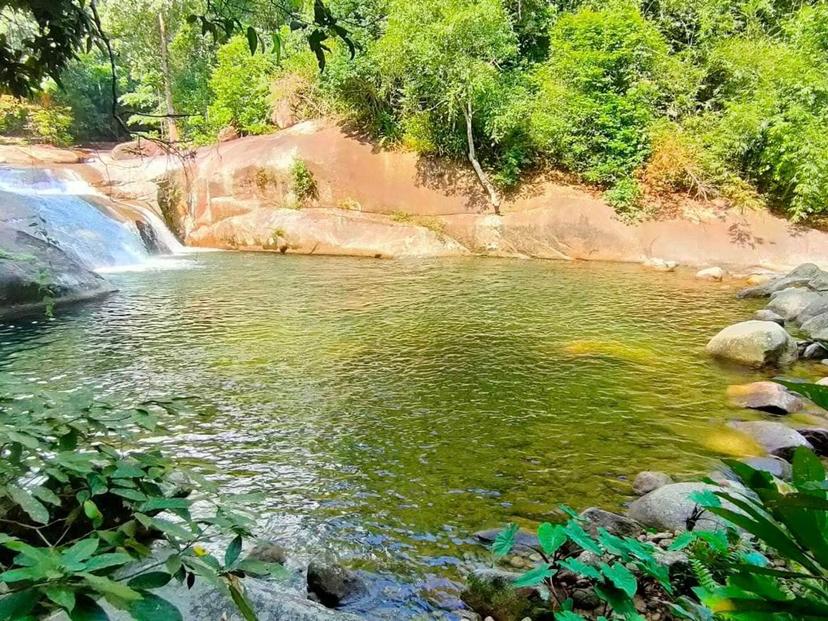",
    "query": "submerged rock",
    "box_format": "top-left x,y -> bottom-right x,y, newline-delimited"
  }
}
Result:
579,507 -> 642,538
627,482 -> 728,532
474,528 -> 539,551
0,225 -> 116,318
766,288 -> 823,322
706,320 -> 798,368
726,381 -> 803,415
643,257 -> 678,272
696,266 -> 725,281
101,575 -> 360,621
307,561 -> 365,608
728,421 -> 812,458
632,471 -> 673,496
